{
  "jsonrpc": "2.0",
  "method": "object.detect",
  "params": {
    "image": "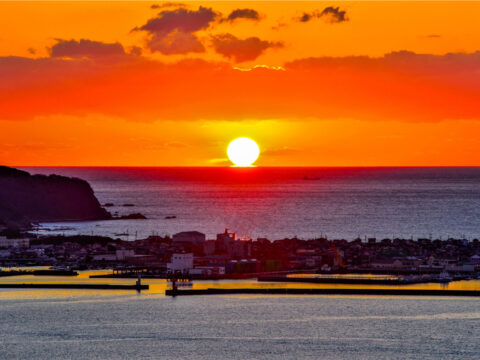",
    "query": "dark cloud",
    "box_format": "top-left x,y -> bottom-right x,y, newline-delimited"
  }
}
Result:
134,6 -> 217,35
319,6 -> 348,23
150,2 -> 186,10
297,6 -> 348,24
50,39 -> 126,58
211,33 -> 283,63
298,13 -> 313,23
224,9 -> 260,22
134,6 -> 218,54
